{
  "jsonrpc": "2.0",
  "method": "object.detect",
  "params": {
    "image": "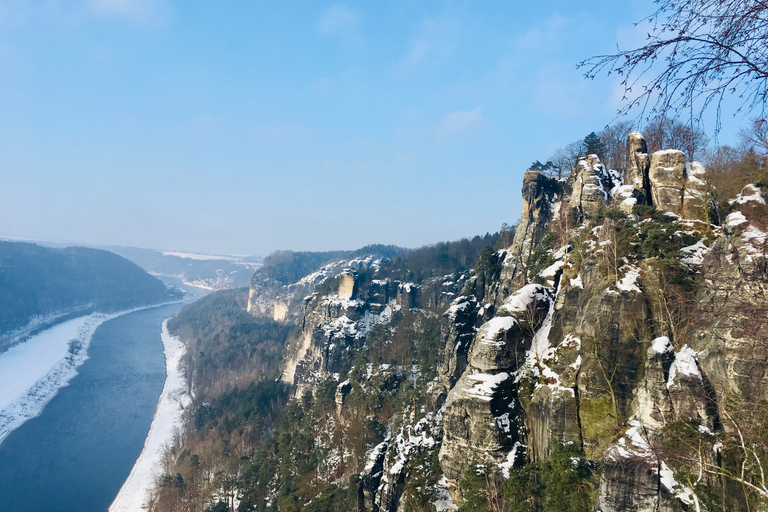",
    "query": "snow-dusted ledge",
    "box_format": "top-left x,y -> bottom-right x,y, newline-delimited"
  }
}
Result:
0,310 -> 138,444
110,320 -> 189,512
